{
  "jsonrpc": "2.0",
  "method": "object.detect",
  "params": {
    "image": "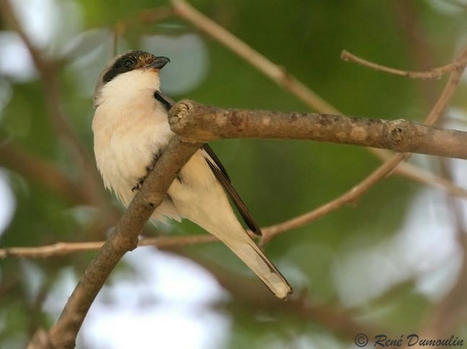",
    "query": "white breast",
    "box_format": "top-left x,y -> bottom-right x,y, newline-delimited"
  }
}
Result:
92,70 -> 173,206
